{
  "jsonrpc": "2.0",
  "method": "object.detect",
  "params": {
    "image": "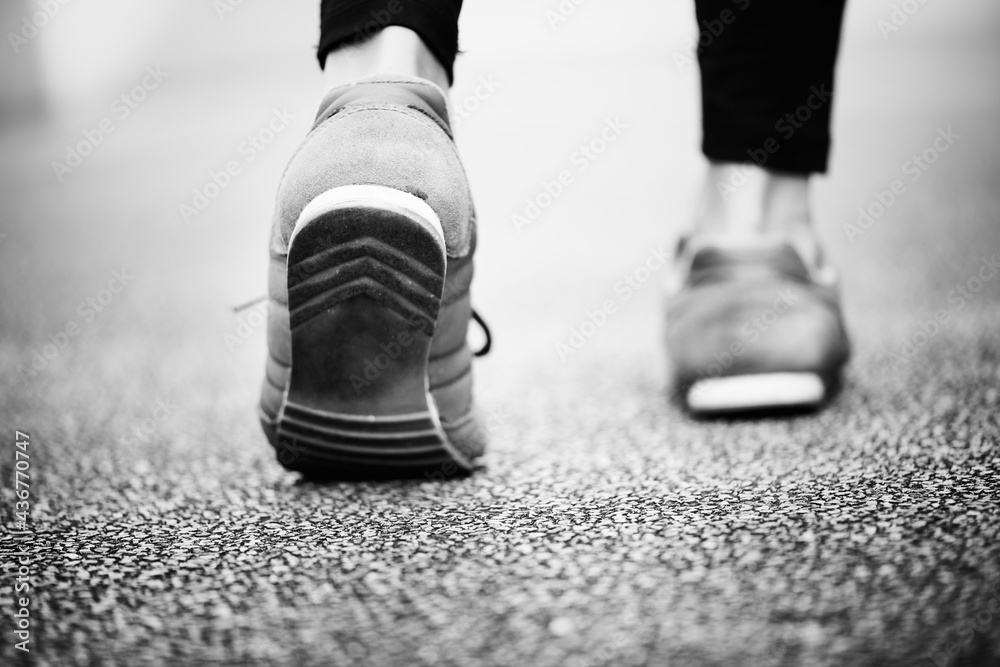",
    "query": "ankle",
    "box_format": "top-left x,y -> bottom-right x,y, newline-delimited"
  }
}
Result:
692,162 -> 821,265
323,26 -> 450,93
